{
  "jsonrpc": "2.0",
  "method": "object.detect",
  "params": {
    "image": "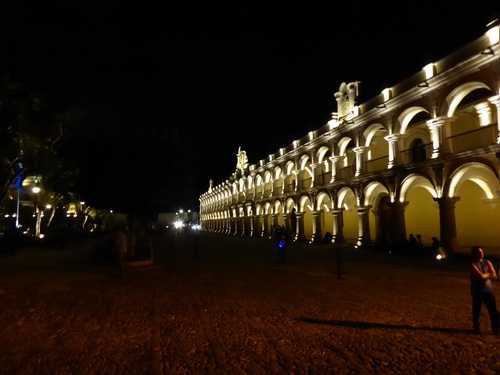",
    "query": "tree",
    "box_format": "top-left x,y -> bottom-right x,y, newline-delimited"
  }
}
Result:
0,75 -> 82,207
